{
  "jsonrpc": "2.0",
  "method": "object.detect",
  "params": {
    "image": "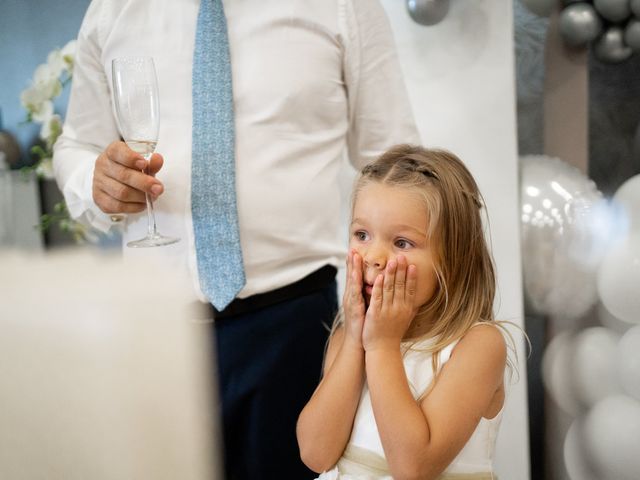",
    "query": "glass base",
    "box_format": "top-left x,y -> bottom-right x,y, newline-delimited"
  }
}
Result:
127,233 -> 180,248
